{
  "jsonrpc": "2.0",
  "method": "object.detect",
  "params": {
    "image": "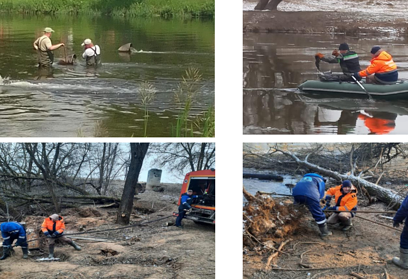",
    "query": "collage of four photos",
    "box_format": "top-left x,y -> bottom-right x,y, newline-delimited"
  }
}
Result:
0,0 -> 408,278
242,1 -> 408,279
